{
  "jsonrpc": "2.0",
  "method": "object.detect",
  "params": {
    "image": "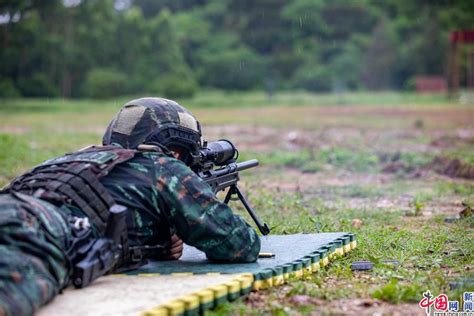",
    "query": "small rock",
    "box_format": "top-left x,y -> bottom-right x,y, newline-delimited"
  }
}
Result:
286,131 -> 299,143
289,295 -> 313,305
351,260 -> 398,271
